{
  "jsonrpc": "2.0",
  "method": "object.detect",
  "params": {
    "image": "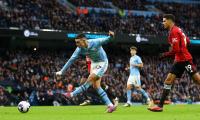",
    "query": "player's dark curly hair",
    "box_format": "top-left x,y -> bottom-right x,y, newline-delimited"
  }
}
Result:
163,14 -> 175,22
76,33 -> 86,39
